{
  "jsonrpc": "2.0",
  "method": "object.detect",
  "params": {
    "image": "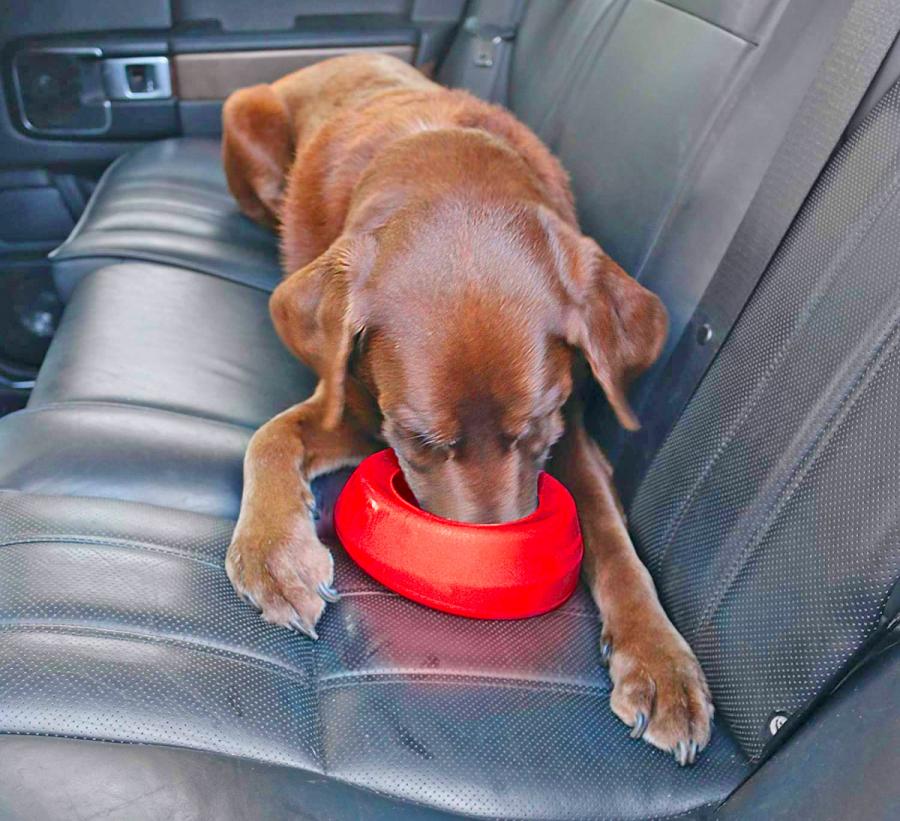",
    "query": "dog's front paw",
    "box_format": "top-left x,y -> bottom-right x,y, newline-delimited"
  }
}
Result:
603,621 -> 713,766
225,513 -> 339,639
